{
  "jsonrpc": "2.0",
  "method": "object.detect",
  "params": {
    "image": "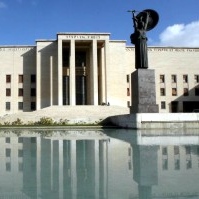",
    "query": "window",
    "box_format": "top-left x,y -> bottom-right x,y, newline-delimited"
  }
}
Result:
160,75 -> 165,83
18,149 -> 23,157
172,88 -> 177,96
6,162 -> 11,172
161,101 -> 166,109
31,102 -> 36,111
18,102 -> 23,110
160,88 -> 165,96
183,88 -> 189,96
171,75 -> 177,83
6,148 -> 11,157
183,75 -> 188,83
6,102 -> 10,110
127,88 -> 130,96
6,75 -> 11,83
6,137 -> 10,143
194,75 -> 199,83
162,147 -> 168,155
31,74 -> 36,83
18,88 -> 23,96
18,162 -> 23,172
126,75 -> 130,83
127,101 -> 130,107
195,87 -> 199,96
18,75 -> 23,83
31,88 -> 36,97
6,88 -> 11,96
18,137 -> 23,143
